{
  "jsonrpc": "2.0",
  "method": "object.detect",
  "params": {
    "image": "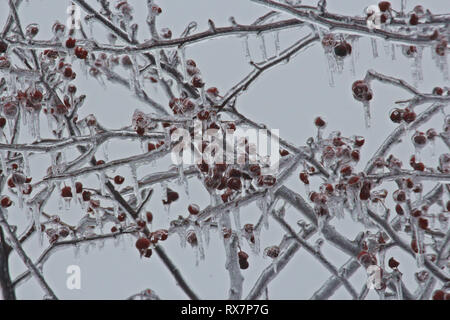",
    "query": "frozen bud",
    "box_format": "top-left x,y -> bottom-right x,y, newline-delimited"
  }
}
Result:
357,251 -> 377,268
334,41 -> 352,57
135,237 -> 150,251
352,80 -> 372,101
415,270 -> 429,283
0,41 -> 8,53
412,131 -> 427,148
402,108 -> 416,123
321,34 -> 336,48
188,204 -> 200,215
299,172 -> 309,184
1,196 -> 12,208
75,182 -> 83,193
162,188 -> 179,205
388,257 -> 400,269
314,116 -> 326,128
52,21 -> 66,37
25,24 -> 39,38
389,108 -> 403,123
160,28 -> 172,39
186,230 -> 198,247
61,186 -> 72,198
264,246 -> 280,259
393,190 -> 406,202
435,40 -> 447,57
3,101 -> 18,119
378,1 -> 391,12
